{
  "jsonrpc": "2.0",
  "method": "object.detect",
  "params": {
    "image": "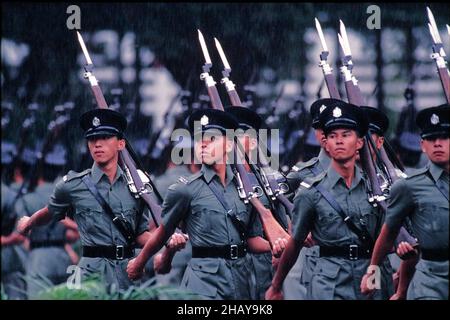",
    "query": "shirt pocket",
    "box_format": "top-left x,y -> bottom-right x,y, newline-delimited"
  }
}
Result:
190,206 -> 213,233
316,211 -> 342,239
75,207 -> 100,234
184,258 -> 220,298
418,203 -> 449,232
